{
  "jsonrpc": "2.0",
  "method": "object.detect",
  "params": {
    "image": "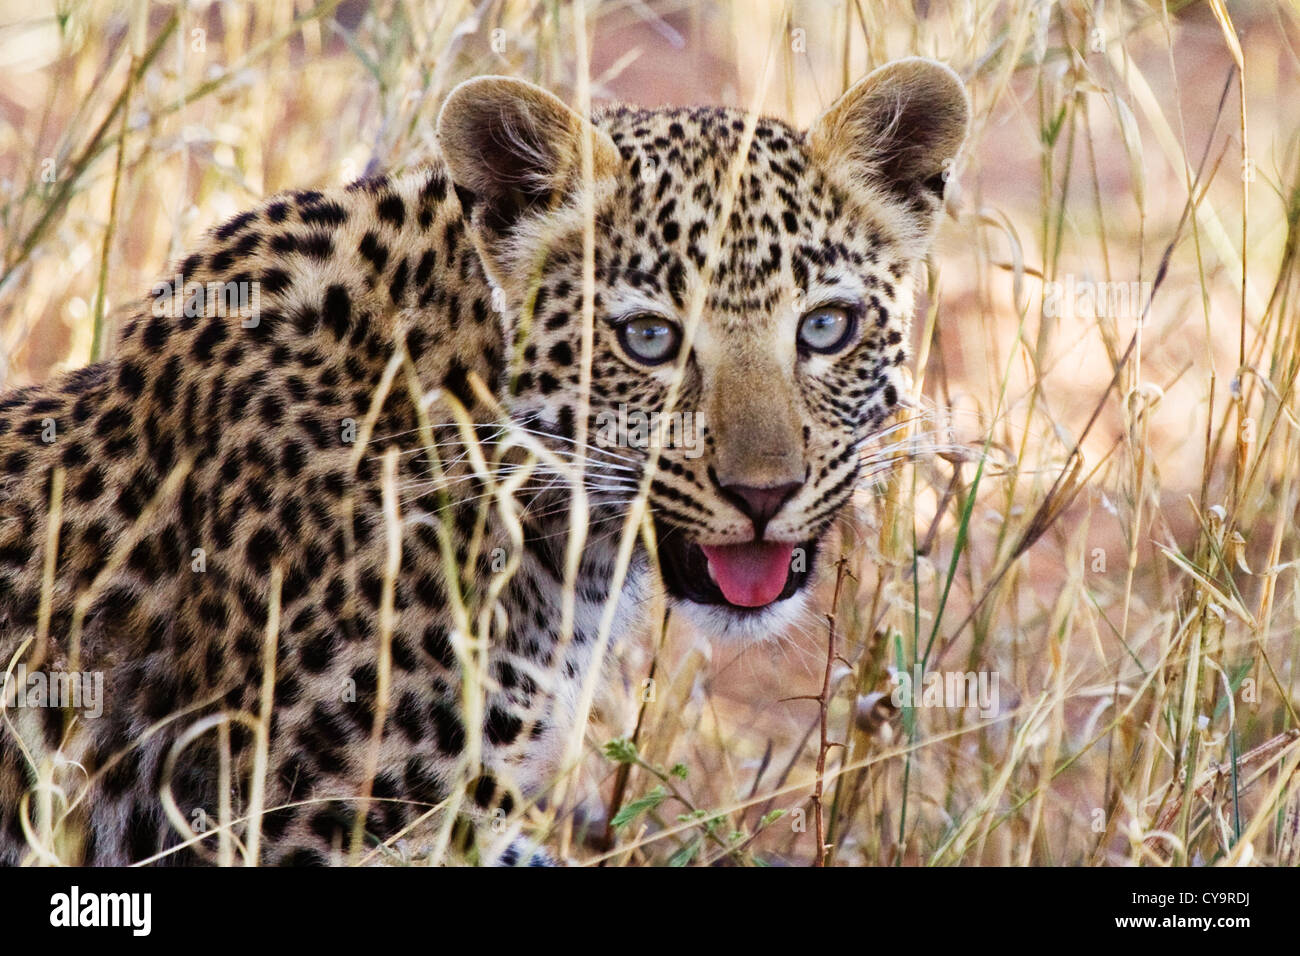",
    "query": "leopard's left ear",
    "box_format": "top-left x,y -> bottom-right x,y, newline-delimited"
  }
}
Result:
807,58 -> 969,230
437,76 -> 622,246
